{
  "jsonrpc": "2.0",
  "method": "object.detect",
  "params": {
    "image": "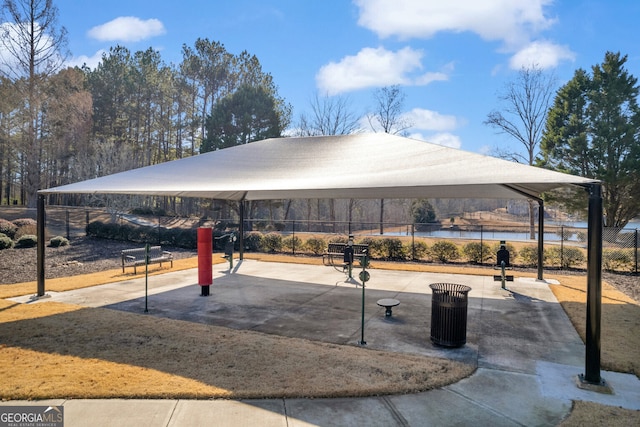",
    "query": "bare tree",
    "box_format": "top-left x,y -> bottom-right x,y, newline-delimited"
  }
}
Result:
367,85 -> 412,234
367,85 -> 411,134
0,0 -> 69,207
294,93 -> 361,230
296,93 -> 361,137
484,65 -> 556,239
